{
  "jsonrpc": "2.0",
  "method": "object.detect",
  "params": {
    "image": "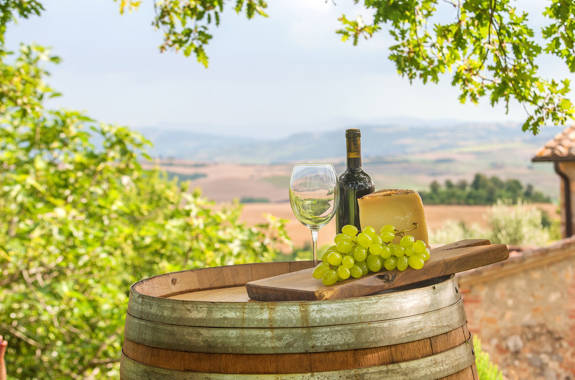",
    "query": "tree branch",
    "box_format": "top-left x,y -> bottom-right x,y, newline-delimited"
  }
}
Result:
0,324 -> 42,348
